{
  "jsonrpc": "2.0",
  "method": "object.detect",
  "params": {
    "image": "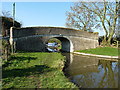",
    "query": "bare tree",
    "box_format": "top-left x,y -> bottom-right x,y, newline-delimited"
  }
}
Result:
66,0 -> 119,46
66,2 -> 96,32
2,11 -> 12,18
